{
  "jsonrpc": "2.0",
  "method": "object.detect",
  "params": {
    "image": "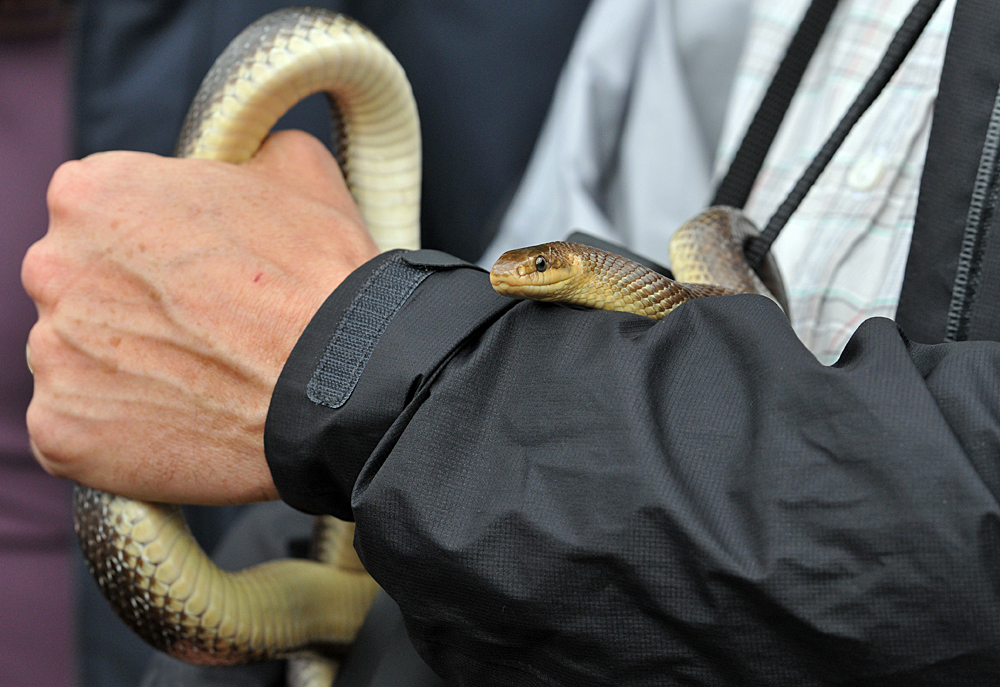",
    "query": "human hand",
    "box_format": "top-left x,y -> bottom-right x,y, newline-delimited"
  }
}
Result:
22,130 -> 379,504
